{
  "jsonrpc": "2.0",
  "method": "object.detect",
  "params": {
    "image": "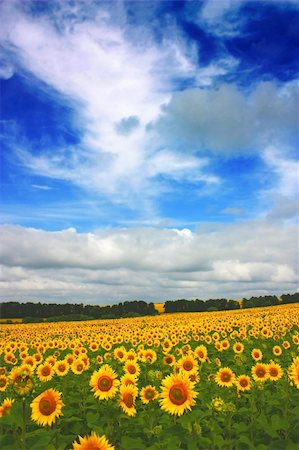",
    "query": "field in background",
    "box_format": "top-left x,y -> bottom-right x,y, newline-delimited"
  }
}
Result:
0,303 -> 299,449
